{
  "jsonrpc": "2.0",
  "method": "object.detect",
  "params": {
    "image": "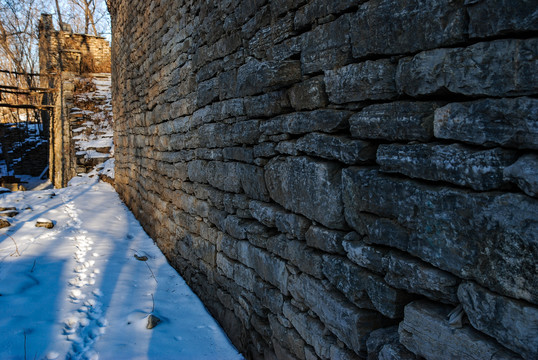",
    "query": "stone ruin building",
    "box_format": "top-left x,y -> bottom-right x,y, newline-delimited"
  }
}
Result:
108,0 -> 538,359
38,14 -> 113,188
